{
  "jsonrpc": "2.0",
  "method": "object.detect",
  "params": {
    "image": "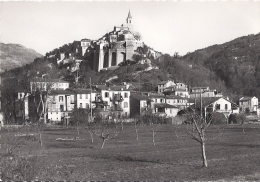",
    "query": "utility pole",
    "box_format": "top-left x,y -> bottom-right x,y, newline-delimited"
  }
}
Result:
90,77 -> 92,122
